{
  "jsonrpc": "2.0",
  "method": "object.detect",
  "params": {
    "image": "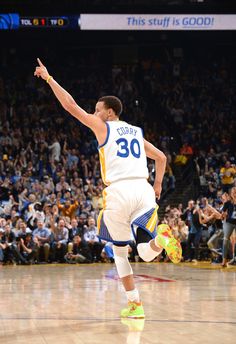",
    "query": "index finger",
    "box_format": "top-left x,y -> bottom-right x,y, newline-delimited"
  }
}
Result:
37,58 -> 44,67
